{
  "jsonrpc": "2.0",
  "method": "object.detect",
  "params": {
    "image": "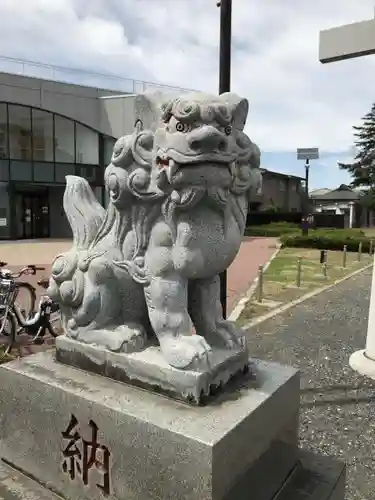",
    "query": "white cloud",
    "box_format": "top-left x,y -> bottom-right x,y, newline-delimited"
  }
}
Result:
0,0 -> 375,158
